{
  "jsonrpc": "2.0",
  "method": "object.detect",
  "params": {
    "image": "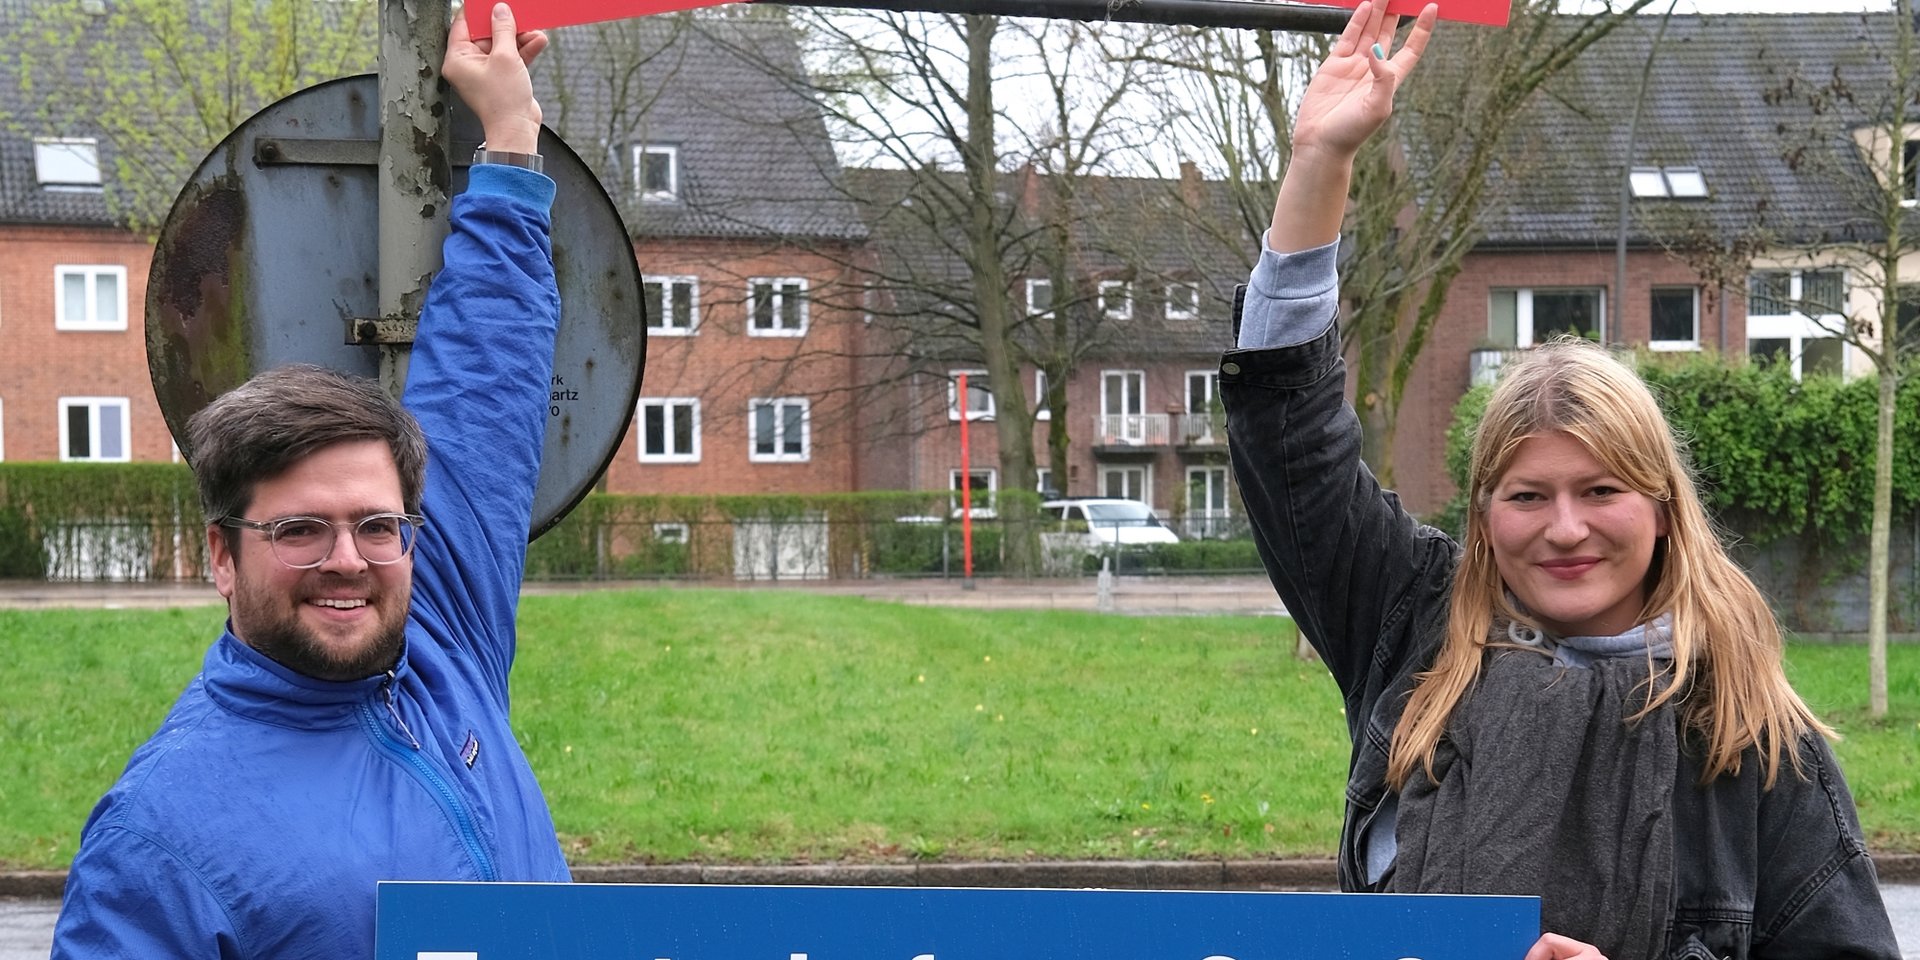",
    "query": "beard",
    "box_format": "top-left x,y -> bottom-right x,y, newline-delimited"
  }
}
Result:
230,572 -> 411,682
